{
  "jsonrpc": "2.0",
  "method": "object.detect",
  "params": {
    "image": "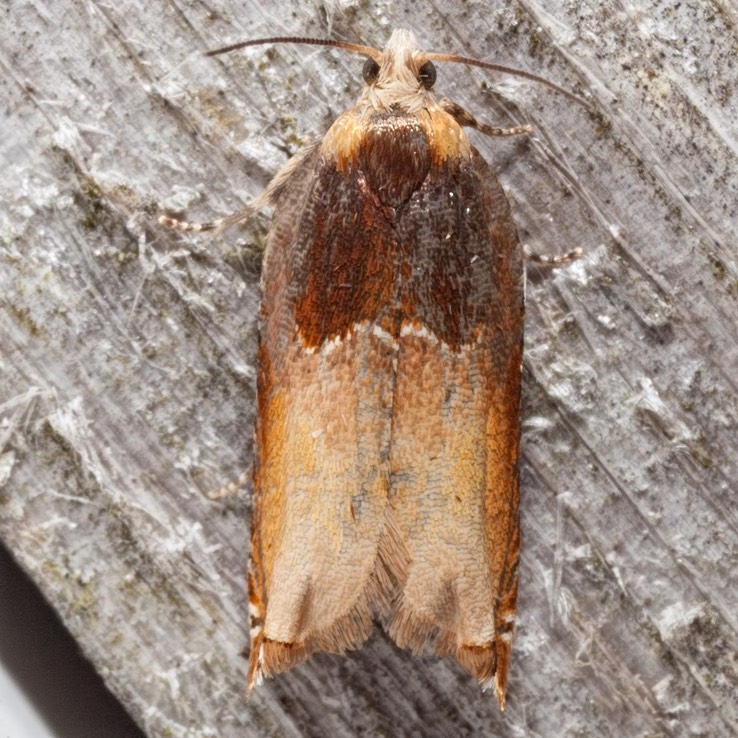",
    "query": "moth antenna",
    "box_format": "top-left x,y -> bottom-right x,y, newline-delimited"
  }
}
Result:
205,36 -> 381,61
205,36 -> 588,108
425,52 -> 590,109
